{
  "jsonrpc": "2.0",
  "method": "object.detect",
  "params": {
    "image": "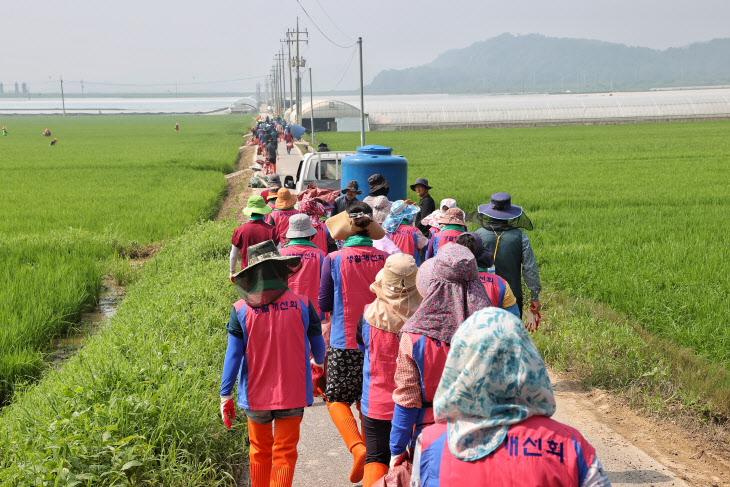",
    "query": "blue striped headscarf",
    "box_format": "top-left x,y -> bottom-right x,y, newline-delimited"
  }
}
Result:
433,307 -> 556,461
